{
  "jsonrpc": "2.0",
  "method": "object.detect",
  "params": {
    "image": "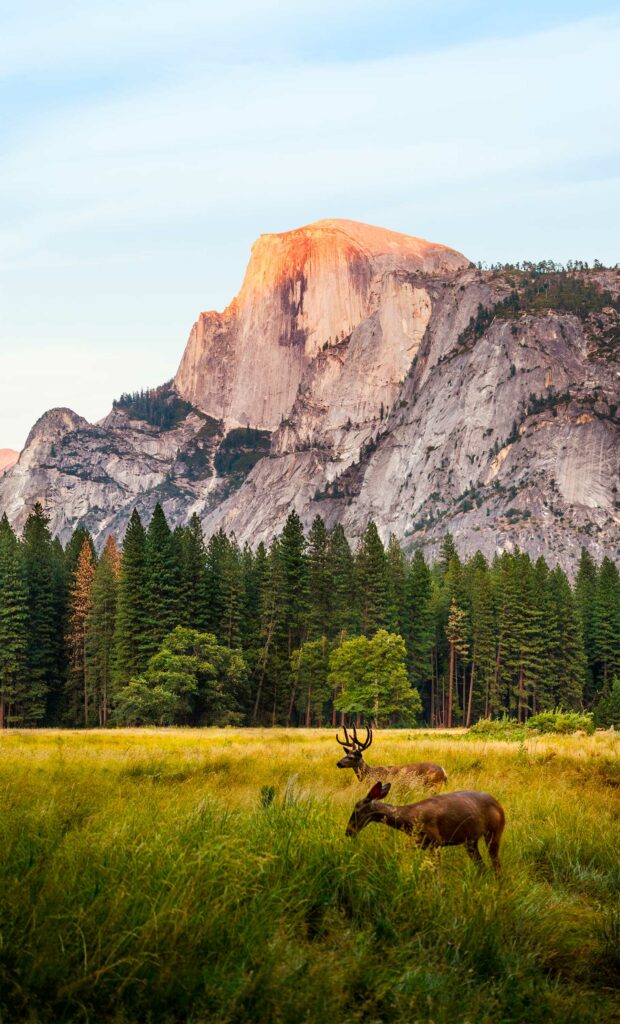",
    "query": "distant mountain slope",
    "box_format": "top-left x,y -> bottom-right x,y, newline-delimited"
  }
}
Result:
0,220 -> 618,568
